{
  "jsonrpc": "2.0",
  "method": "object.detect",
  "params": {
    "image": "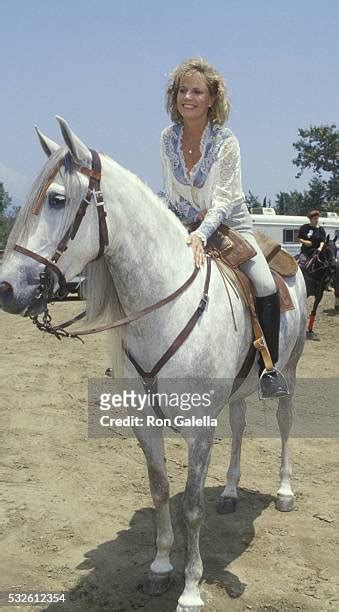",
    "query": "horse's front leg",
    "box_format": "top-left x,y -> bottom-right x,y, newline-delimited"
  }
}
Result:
177,428 -> 214,612
276,368 -> 295,512
133,423 -> 174,594
308,288 -> 323,333
217,398 -> 247,514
